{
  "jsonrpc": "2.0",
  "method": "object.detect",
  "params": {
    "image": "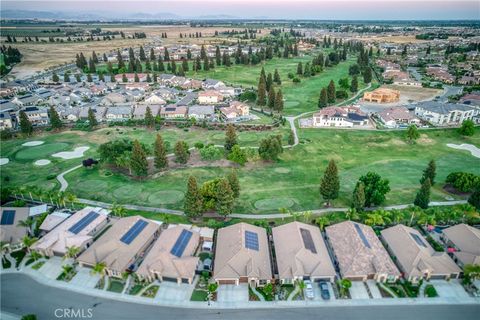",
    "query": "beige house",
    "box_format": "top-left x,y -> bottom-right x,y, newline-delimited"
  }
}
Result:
160,105 -> 187,119
198,90 -> 224,104
77,216 -> 160,278
381,224 -> 461,283
0,207 -> 30,249
137,226 -> 200,284
325,221 -> 400,282
272,222 -> 336,284
441,224 -> 480,267
32,207 -> 109,257
213,223 -> 272,287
